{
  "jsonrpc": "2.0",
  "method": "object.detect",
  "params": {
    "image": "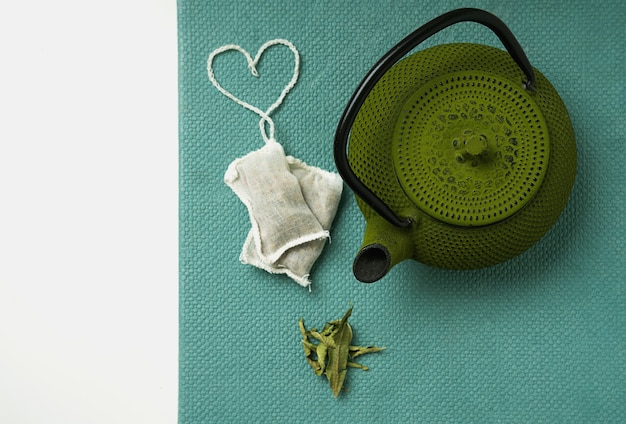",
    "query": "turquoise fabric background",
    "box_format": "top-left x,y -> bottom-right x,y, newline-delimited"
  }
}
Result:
179,1 -> 625,422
